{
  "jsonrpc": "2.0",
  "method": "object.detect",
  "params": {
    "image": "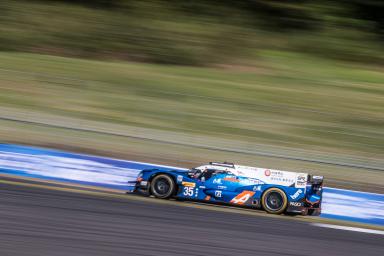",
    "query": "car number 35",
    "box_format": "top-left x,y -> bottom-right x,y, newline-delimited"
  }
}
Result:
183,187 -> 199,196
183,187 -> 194,196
